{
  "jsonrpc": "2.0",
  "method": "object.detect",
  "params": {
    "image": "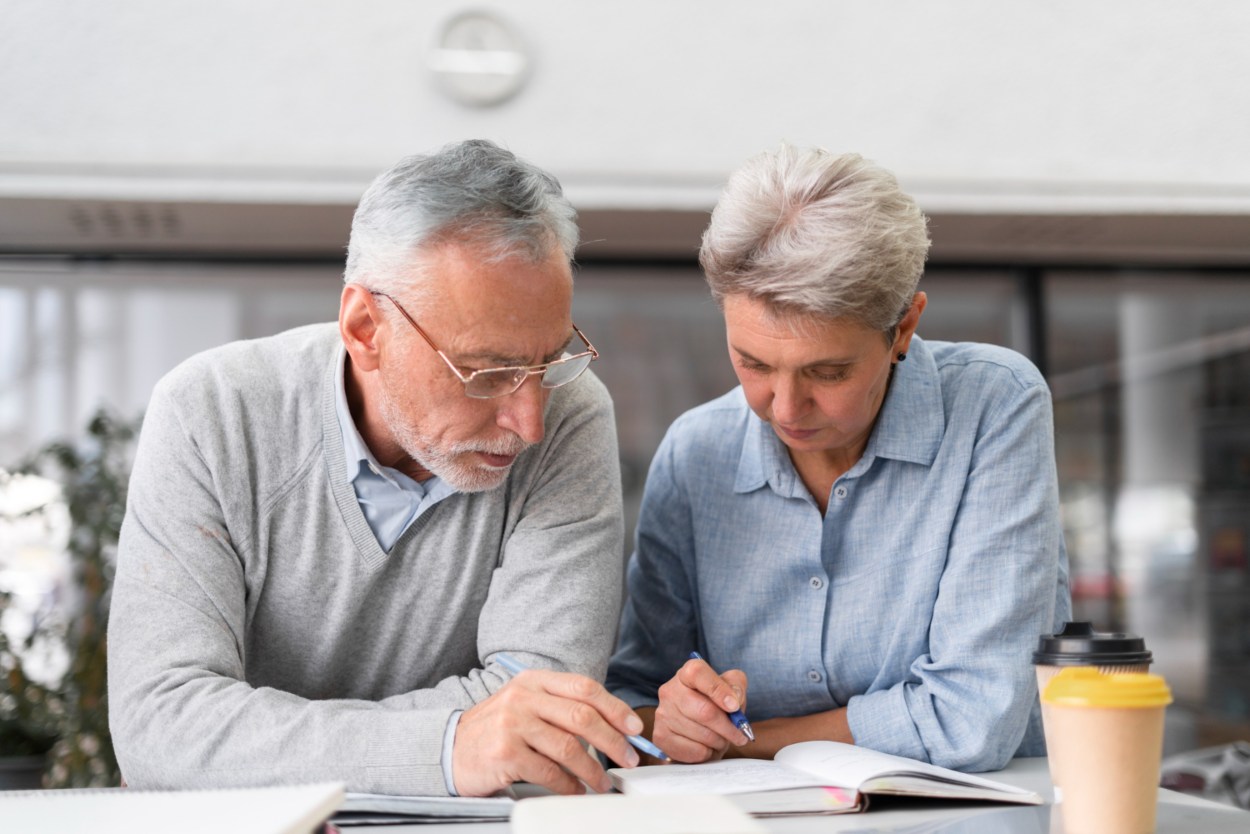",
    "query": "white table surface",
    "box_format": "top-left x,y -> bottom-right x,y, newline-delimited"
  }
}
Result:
358,757 -> 1250,833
